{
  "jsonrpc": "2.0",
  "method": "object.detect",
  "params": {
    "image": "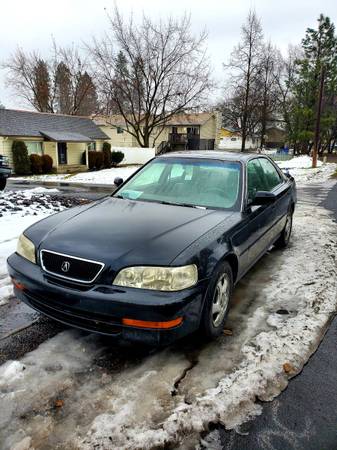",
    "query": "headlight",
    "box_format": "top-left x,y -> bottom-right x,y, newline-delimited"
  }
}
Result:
17,234 -> 36,264
113,265 -> 198,291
